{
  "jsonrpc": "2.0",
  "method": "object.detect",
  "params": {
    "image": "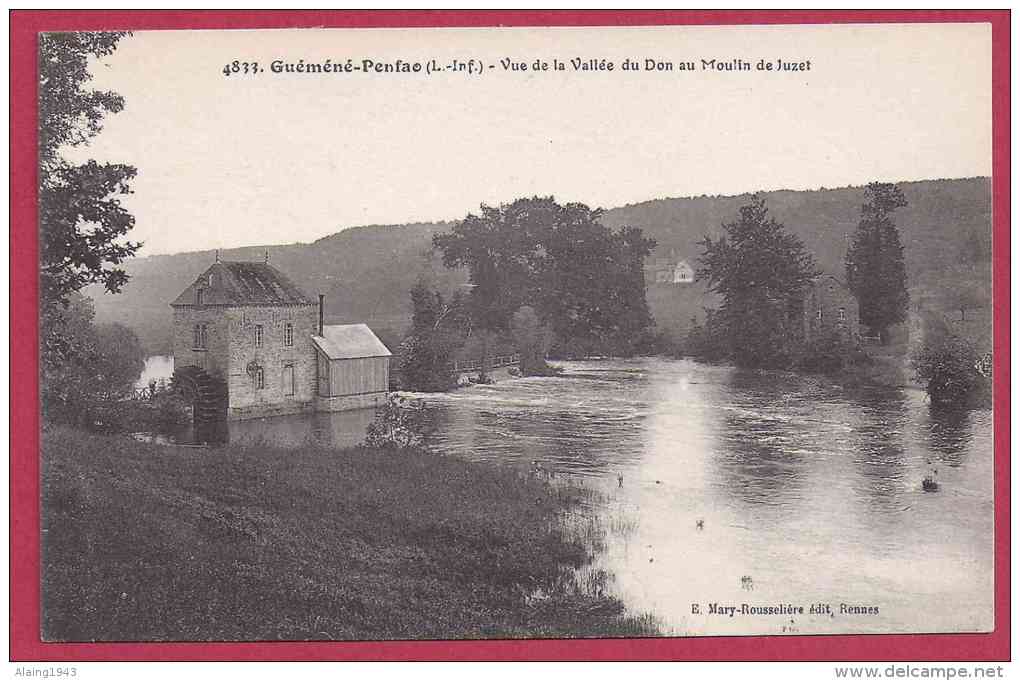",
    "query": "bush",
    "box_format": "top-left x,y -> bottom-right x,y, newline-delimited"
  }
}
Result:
633,327 -> 673,356
136,391 -> 192,432
63,390 -> 193,435
41,295 -> 149,431
797,331 -> 860,374
681,312 -> 729,363
510,306 -> 556,375
363,393 -> 436,450
396,334 -> 459,393
911,330 -> 988,408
